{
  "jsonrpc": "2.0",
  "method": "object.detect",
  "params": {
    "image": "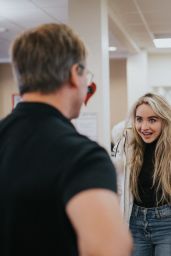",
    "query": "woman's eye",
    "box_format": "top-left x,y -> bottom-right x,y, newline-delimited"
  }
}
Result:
149,119 -> 156,123
135,117 -> 142,122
